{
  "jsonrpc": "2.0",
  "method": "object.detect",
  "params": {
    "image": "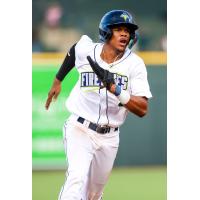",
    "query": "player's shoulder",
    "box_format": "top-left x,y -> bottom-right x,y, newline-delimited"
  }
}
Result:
124,50 -> 147,74
75,35 -> 98,57
77,35 -> 94,46
129,50 -> 145,65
